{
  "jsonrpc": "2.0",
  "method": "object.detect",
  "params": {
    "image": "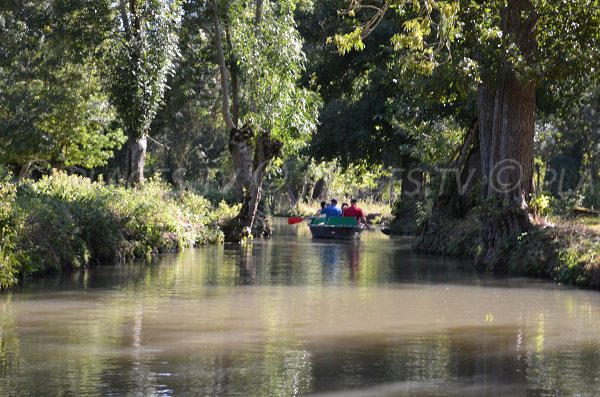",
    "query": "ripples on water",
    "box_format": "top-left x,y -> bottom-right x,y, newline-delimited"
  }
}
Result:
2,219 -> 600,396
